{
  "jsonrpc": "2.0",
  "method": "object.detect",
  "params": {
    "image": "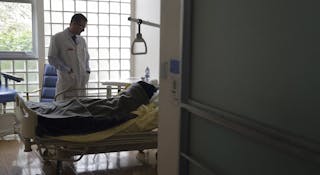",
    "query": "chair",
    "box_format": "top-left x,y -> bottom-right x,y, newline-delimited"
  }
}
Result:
0,65 -> 56,136
25,64 -> 57,102
0,72 -> 23,113
39,64 -> 57,102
